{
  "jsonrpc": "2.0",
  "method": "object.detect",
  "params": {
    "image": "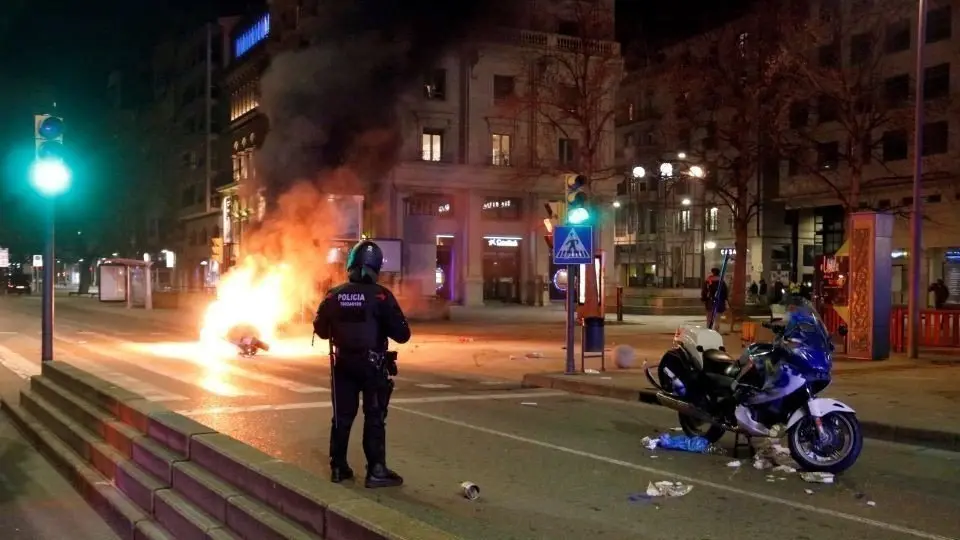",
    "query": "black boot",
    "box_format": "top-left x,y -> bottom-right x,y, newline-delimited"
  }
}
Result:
364,463 -> 403,488
330,463 -> 354,483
